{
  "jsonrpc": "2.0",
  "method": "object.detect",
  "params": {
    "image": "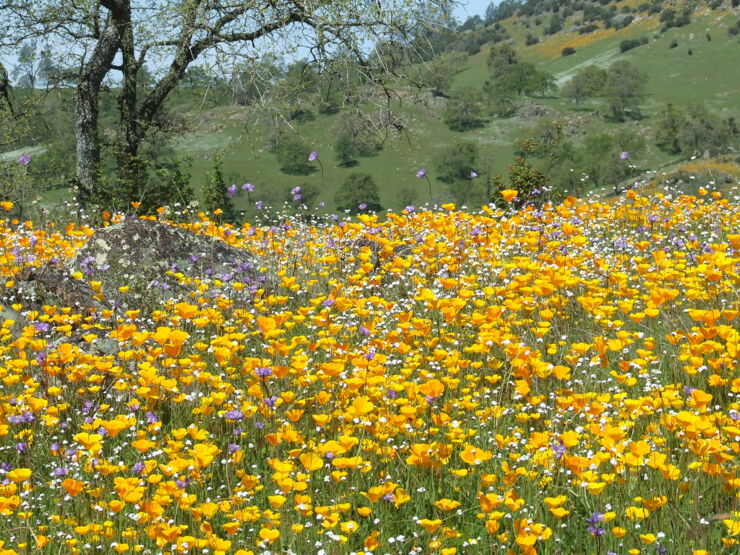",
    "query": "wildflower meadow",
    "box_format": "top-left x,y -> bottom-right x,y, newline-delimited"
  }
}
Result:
0,187 -> 739,555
